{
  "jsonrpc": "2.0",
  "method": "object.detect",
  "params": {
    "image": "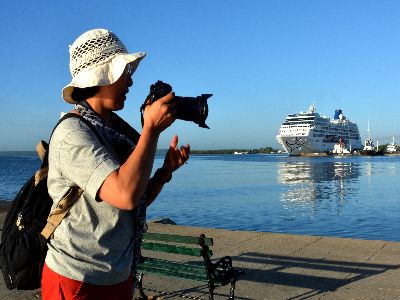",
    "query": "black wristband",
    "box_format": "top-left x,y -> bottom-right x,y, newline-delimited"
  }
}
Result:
153,168 -> 172,184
